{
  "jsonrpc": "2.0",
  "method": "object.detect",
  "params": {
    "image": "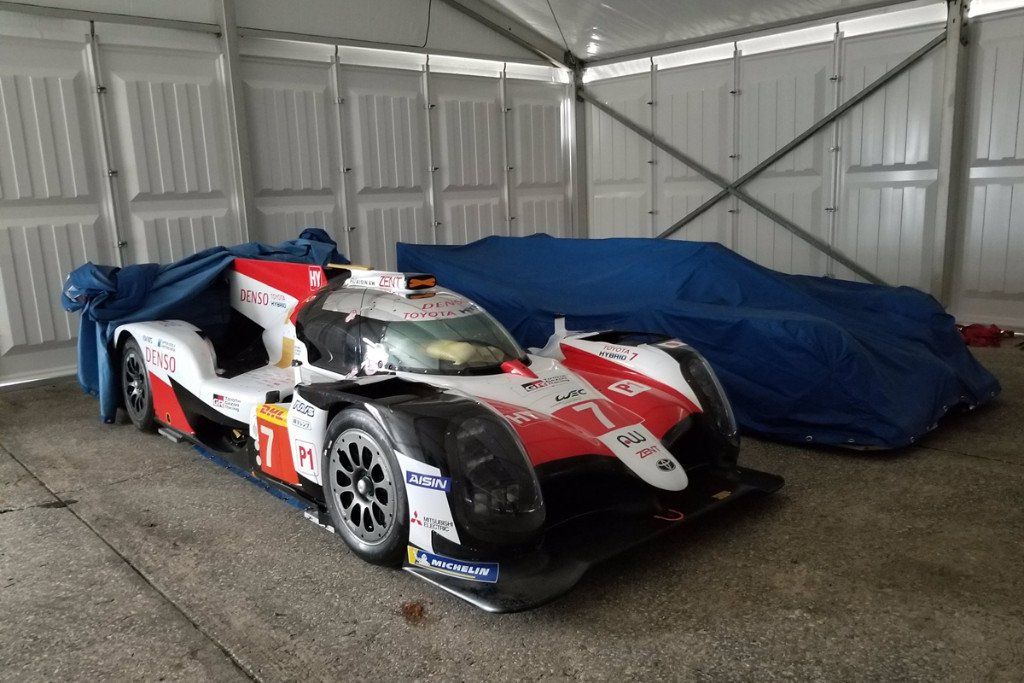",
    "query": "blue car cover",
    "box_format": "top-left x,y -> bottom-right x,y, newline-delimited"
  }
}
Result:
397,235 -> 1000,449
62,228 -> 347,423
